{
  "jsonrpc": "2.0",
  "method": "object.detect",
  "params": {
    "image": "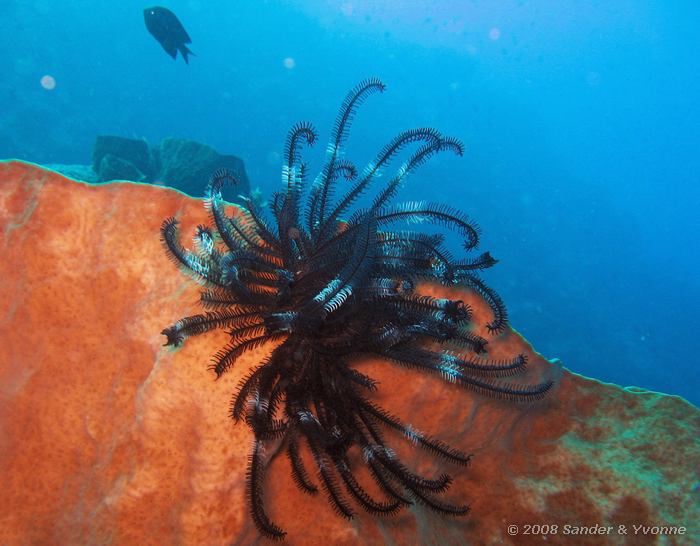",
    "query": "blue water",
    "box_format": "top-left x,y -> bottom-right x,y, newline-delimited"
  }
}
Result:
2,1 -> 699,405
